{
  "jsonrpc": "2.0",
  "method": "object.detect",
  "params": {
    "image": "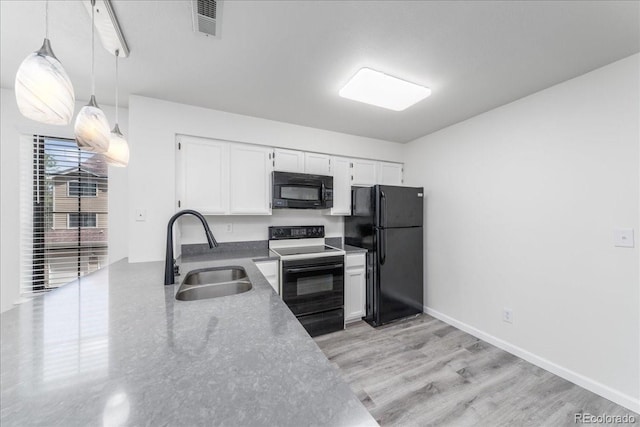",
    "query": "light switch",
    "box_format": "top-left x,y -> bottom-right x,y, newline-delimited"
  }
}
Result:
135,209 -> 147,222
613,228 -> 634,248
